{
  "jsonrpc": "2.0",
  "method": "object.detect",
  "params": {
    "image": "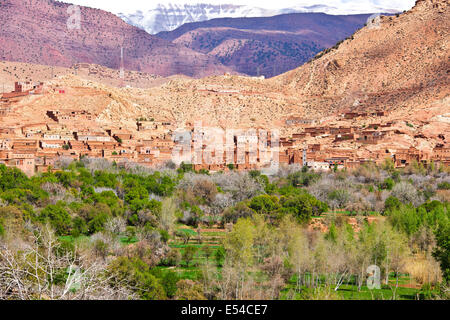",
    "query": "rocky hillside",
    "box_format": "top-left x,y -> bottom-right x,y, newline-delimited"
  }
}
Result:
0,0 -> 231,77
157,13 -> 372,77
274,0 -> 449,116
